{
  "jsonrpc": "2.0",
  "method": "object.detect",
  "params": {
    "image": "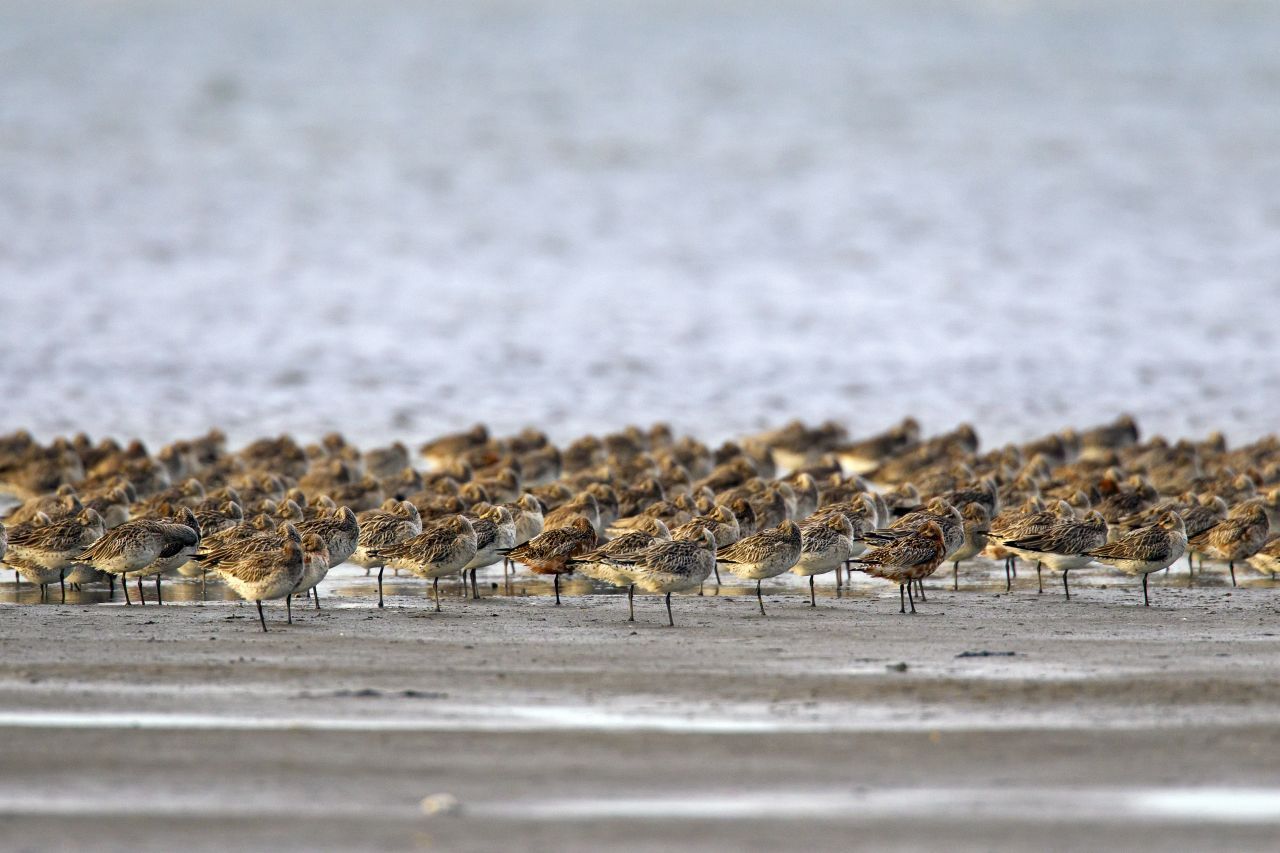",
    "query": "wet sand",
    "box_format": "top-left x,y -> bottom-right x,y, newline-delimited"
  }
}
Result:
2,562 -> 1279,851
